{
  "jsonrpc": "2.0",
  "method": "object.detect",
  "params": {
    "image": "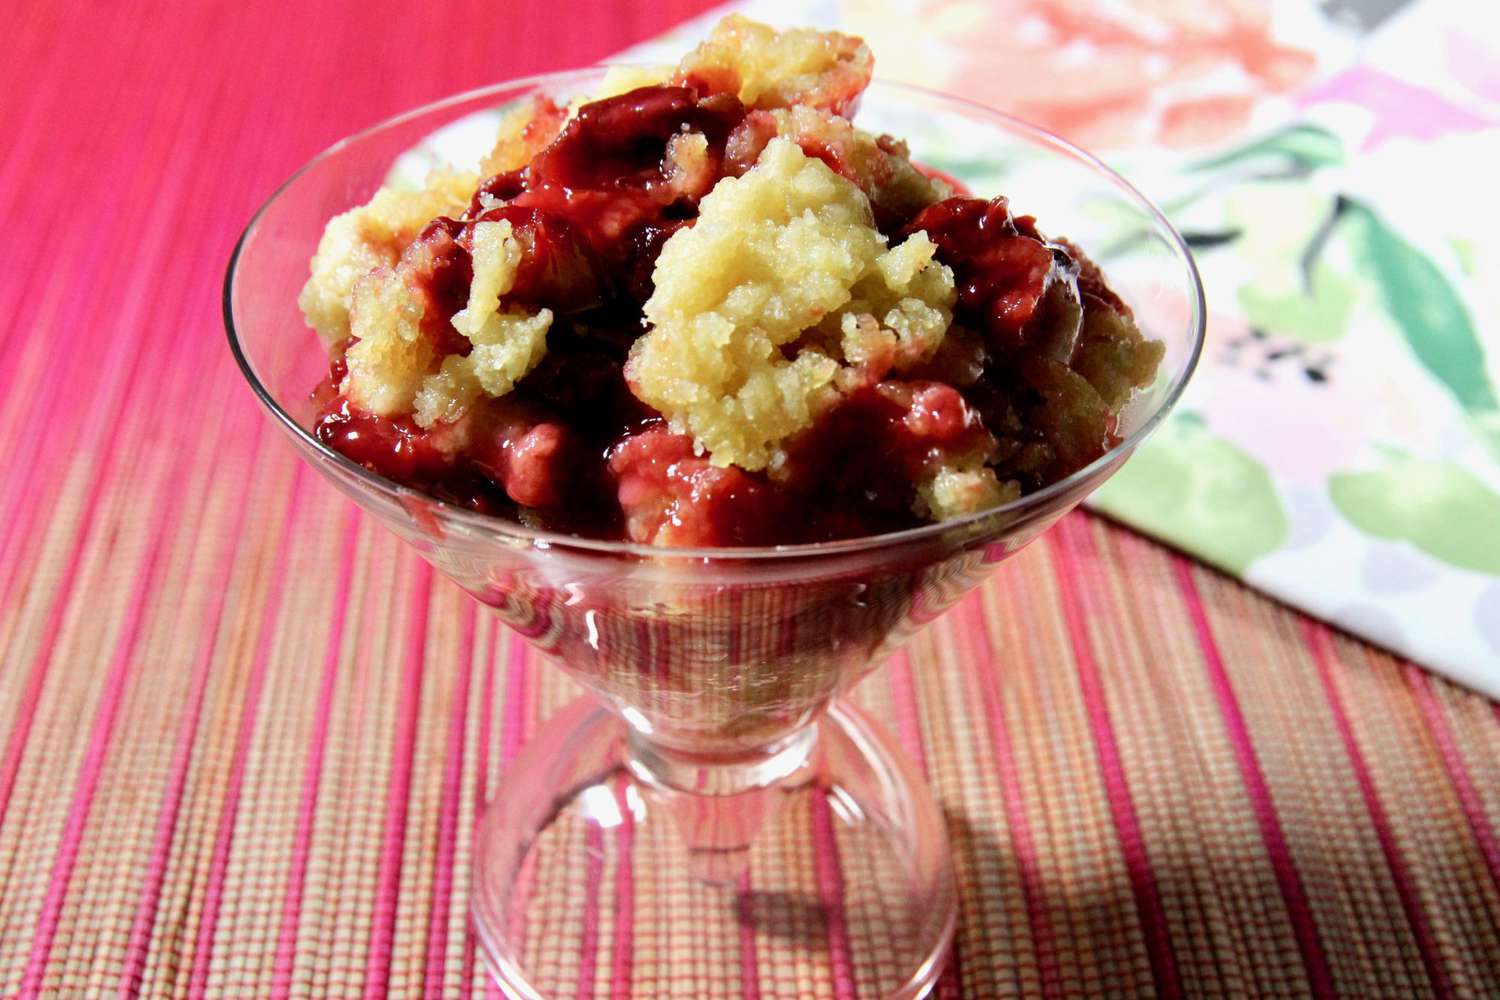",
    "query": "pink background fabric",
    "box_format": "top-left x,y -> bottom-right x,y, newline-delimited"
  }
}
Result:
4,1 -> 1500,996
